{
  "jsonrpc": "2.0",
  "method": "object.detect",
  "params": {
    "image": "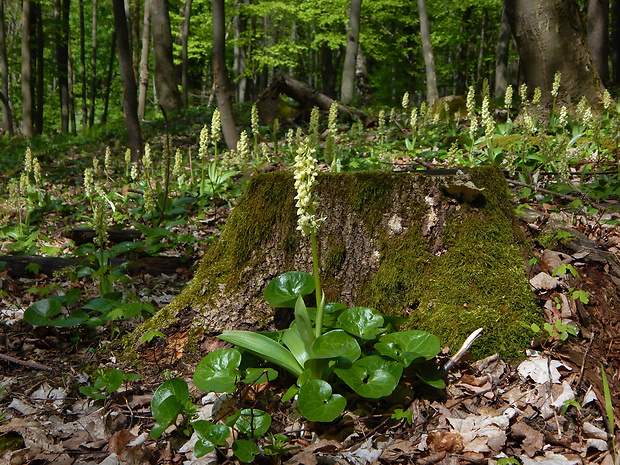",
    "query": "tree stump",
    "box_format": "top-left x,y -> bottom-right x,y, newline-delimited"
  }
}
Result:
139,166 -> 540,358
